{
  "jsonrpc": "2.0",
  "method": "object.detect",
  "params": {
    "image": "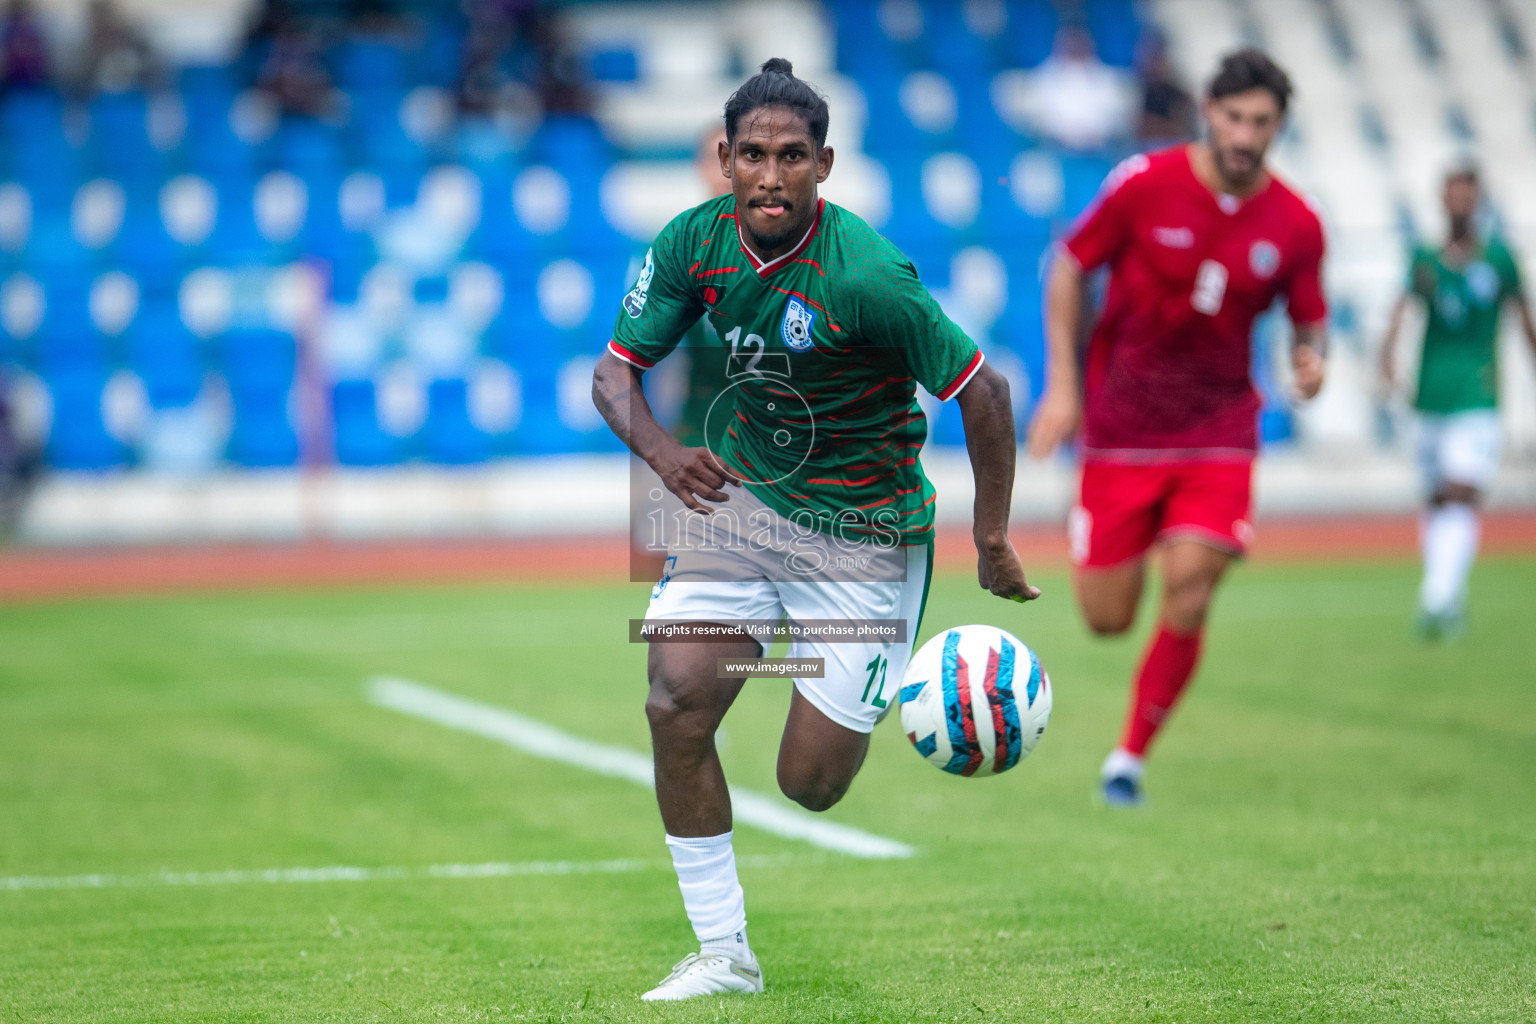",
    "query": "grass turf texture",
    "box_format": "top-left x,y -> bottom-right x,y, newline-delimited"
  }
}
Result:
1,557 -> 1533,1023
